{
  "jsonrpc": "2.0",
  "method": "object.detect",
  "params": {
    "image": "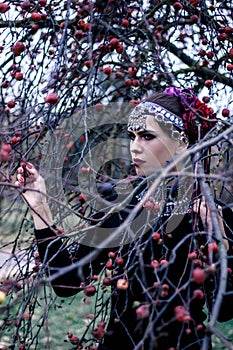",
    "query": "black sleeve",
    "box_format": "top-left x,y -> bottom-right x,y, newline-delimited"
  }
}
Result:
216,204 -> 233,322
35,226 -> 109,297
